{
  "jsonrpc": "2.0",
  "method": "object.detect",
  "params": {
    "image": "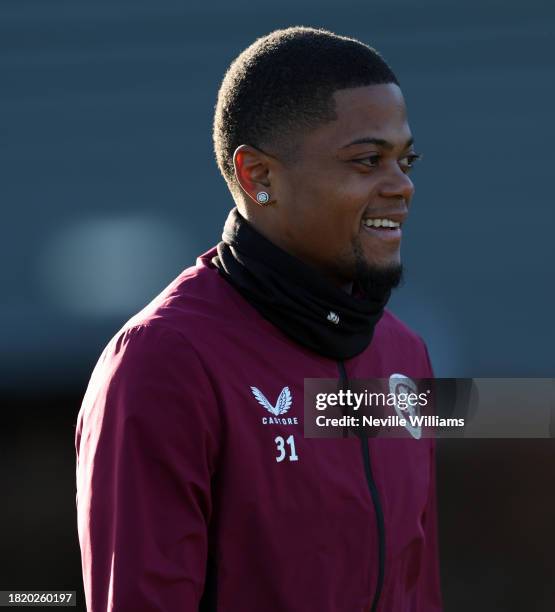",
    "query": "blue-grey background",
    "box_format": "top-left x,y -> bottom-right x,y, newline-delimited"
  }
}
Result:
1,1 -> 554,610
